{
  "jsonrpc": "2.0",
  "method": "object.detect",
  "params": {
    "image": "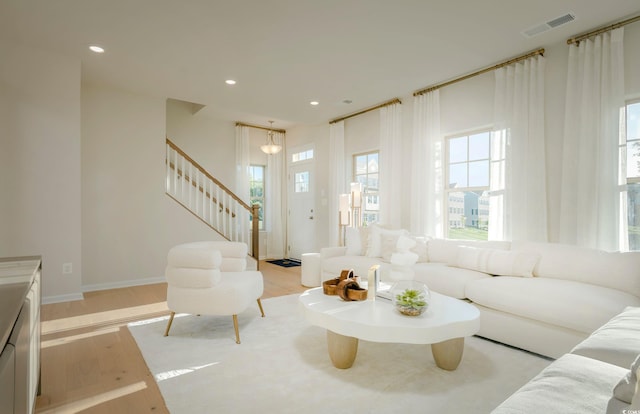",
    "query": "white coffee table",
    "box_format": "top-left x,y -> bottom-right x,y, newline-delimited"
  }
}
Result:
299,287 -> 480,370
